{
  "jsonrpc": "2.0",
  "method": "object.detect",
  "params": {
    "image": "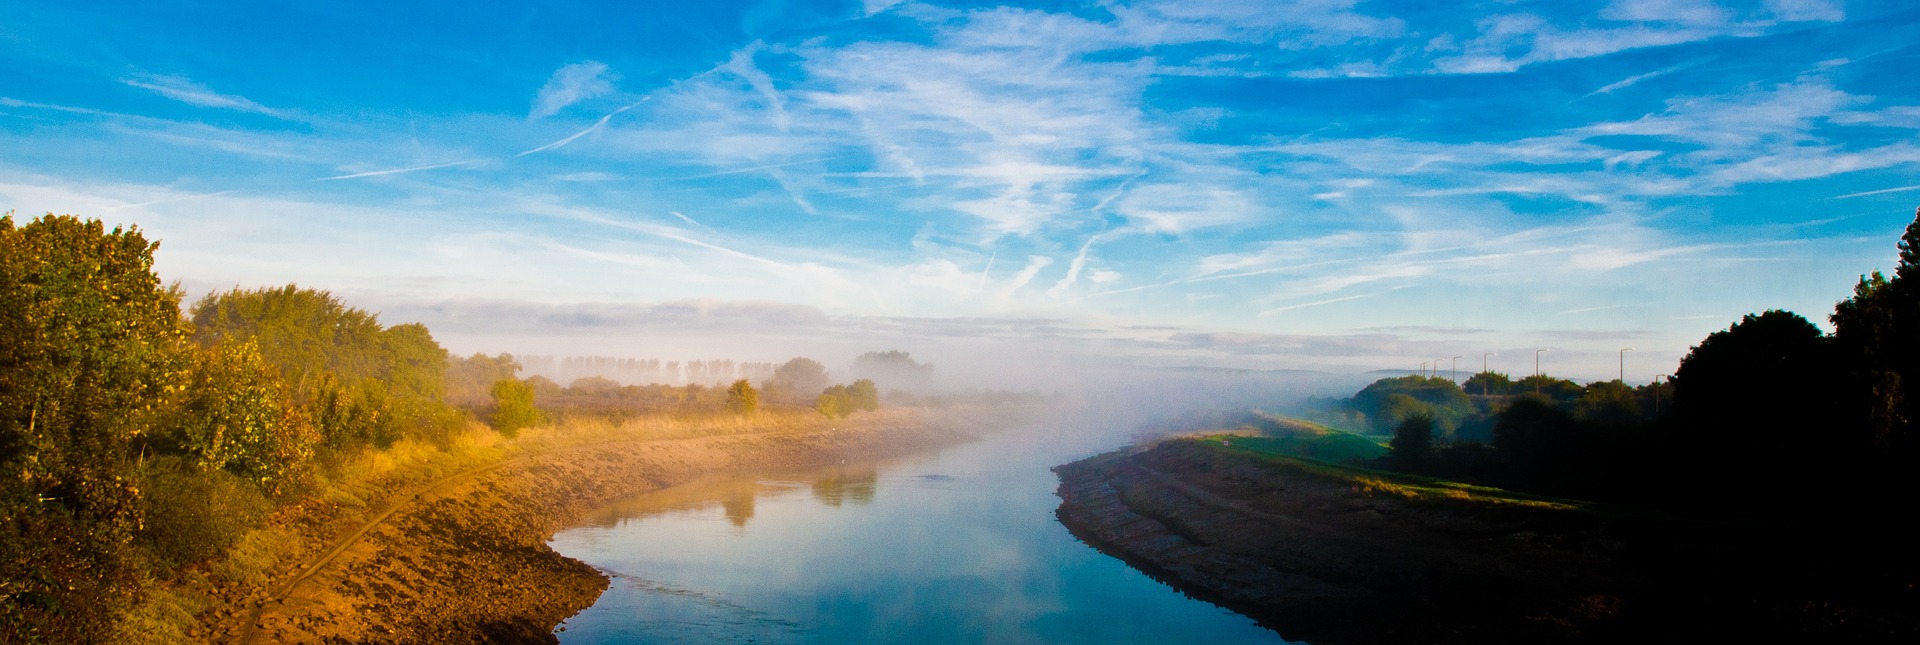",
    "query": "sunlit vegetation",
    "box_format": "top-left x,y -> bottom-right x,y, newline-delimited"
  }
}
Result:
0,212 -> 918,642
